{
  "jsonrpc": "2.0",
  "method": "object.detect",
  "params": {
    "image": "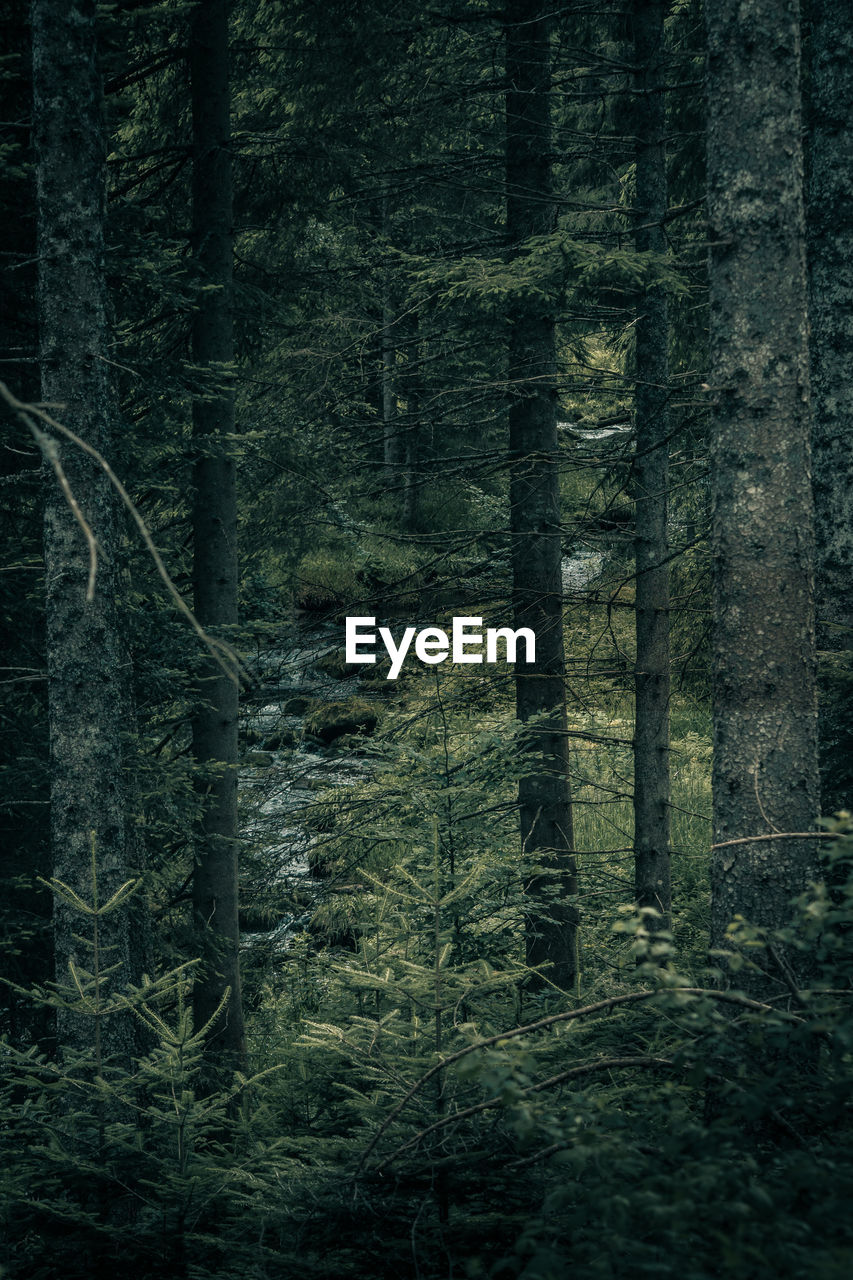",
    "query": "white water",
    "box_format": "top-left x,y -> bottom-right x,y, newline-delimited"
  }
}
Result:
240,624 -> 374,947
558,419 -> 633,444
561,547 -> 605,592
